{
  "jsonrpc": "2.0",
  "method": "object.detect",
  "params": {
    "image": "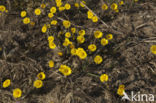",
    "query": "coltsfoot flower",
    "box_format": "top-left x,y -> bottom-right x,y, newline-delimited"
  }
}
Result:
3,79 -> 11,88
13,88 -> 22,98
33,80 -> 43,88
100,74 -> 108,82
94,55 -> 103,64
